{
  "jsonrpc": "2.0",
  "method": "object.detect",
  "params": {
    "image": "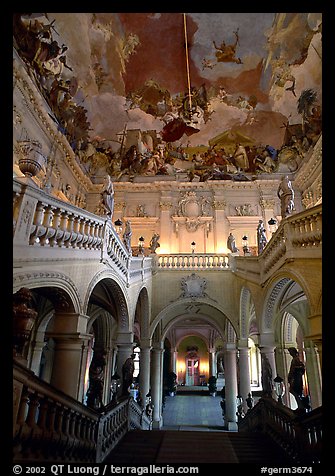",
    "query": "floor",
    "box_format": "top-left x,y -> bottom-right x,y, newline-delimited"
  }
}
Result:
162,392 -> 228,431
